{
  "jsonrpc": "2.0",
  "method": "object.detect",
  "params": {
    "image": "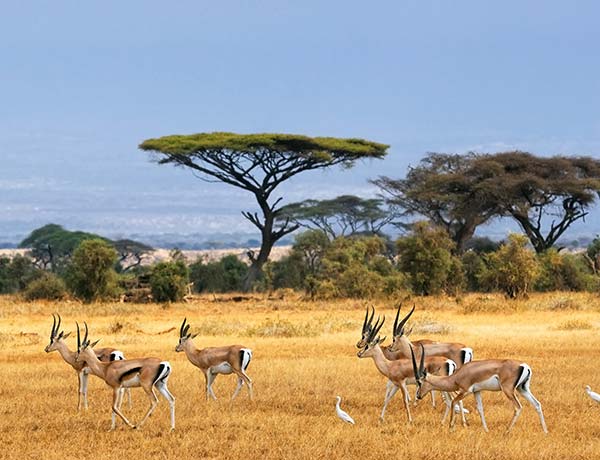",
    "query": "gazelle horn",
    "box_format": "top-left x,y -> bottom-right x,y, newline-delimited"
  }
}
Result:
50,314 -> 57,340
362,306 -> 375,334
180,318 -> 187,337
396,304 -> 415,336
76,321 -> 81,351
